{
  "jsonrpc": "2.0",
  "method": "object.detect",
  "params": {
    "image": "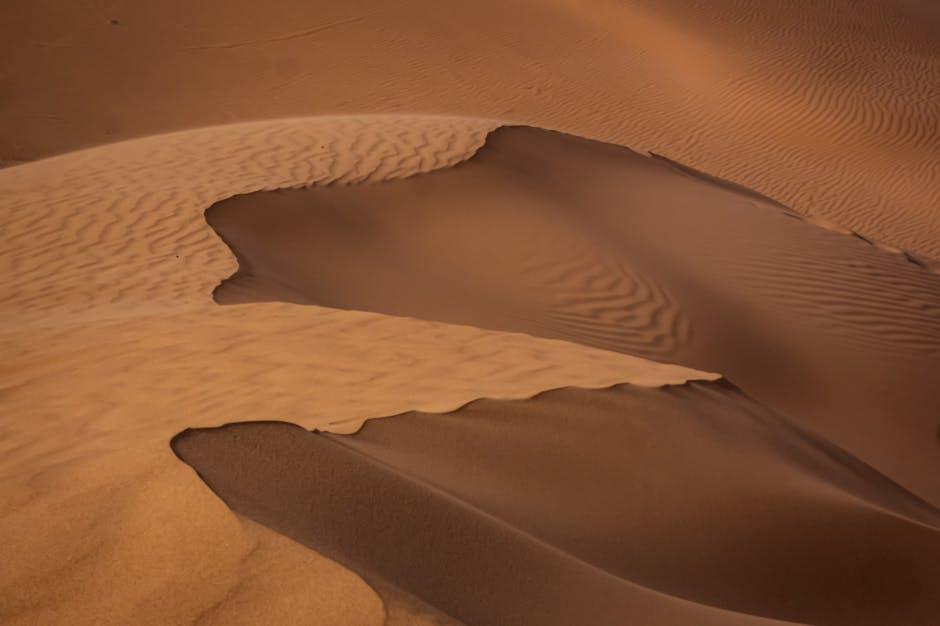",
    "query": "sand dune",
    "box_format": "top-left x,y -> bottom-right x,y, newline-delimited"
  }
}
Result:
6,306 -> 701,625
3,106 -> 938,622
173,382 -> 940,626
4,2 -> 940,619
1,115 -> 495,322
3,0 -> 938,261
1,117 -> 717,624
209,126 -> 940,505
2,108 -> 938,621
